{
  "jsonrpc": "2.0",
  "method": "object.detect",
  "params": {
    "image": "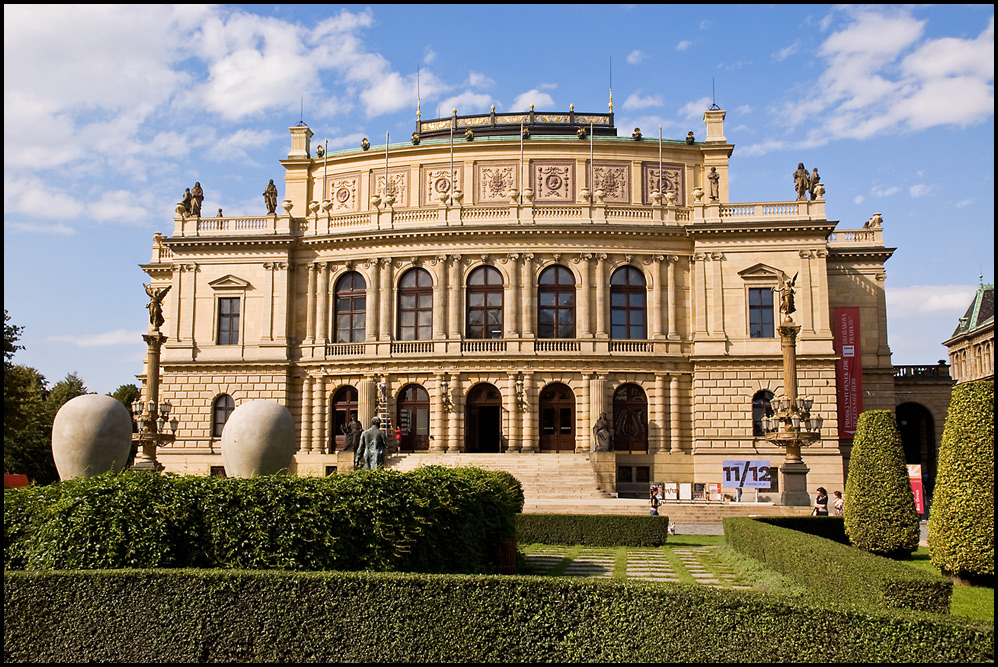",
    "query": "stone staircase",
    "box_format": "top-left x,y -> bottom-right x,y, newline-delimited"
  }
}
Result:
385,451 -> 813,524
386,452 -> 612,504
